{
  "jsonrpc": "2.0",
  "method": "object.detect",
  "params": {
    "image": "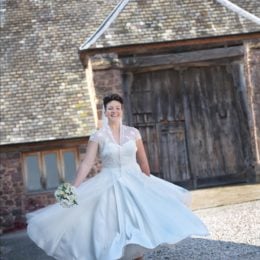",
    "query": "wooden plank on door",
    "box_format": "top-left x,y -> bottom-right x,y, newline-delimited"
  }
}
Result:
137,124 -> 160,175
131,69 -> 190,183
159,121 -> 190,182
